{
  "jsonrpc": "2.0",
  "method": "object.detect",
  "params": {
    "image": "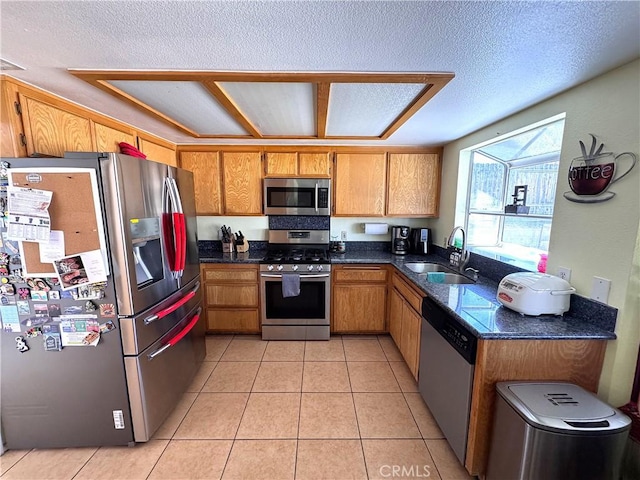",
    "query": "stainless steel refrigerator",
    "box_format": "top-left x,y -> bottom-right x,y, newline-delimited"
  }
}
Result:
0,152 -> 204,449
